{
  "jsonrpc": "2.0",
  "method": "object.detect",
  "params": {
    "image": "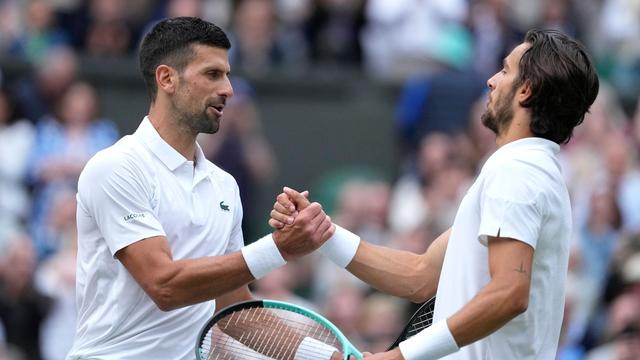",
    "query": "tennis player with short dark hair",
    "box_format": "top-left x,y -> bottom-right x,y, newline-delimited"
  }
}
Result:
271,29 -> 599,359
67,17 -> 335,360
